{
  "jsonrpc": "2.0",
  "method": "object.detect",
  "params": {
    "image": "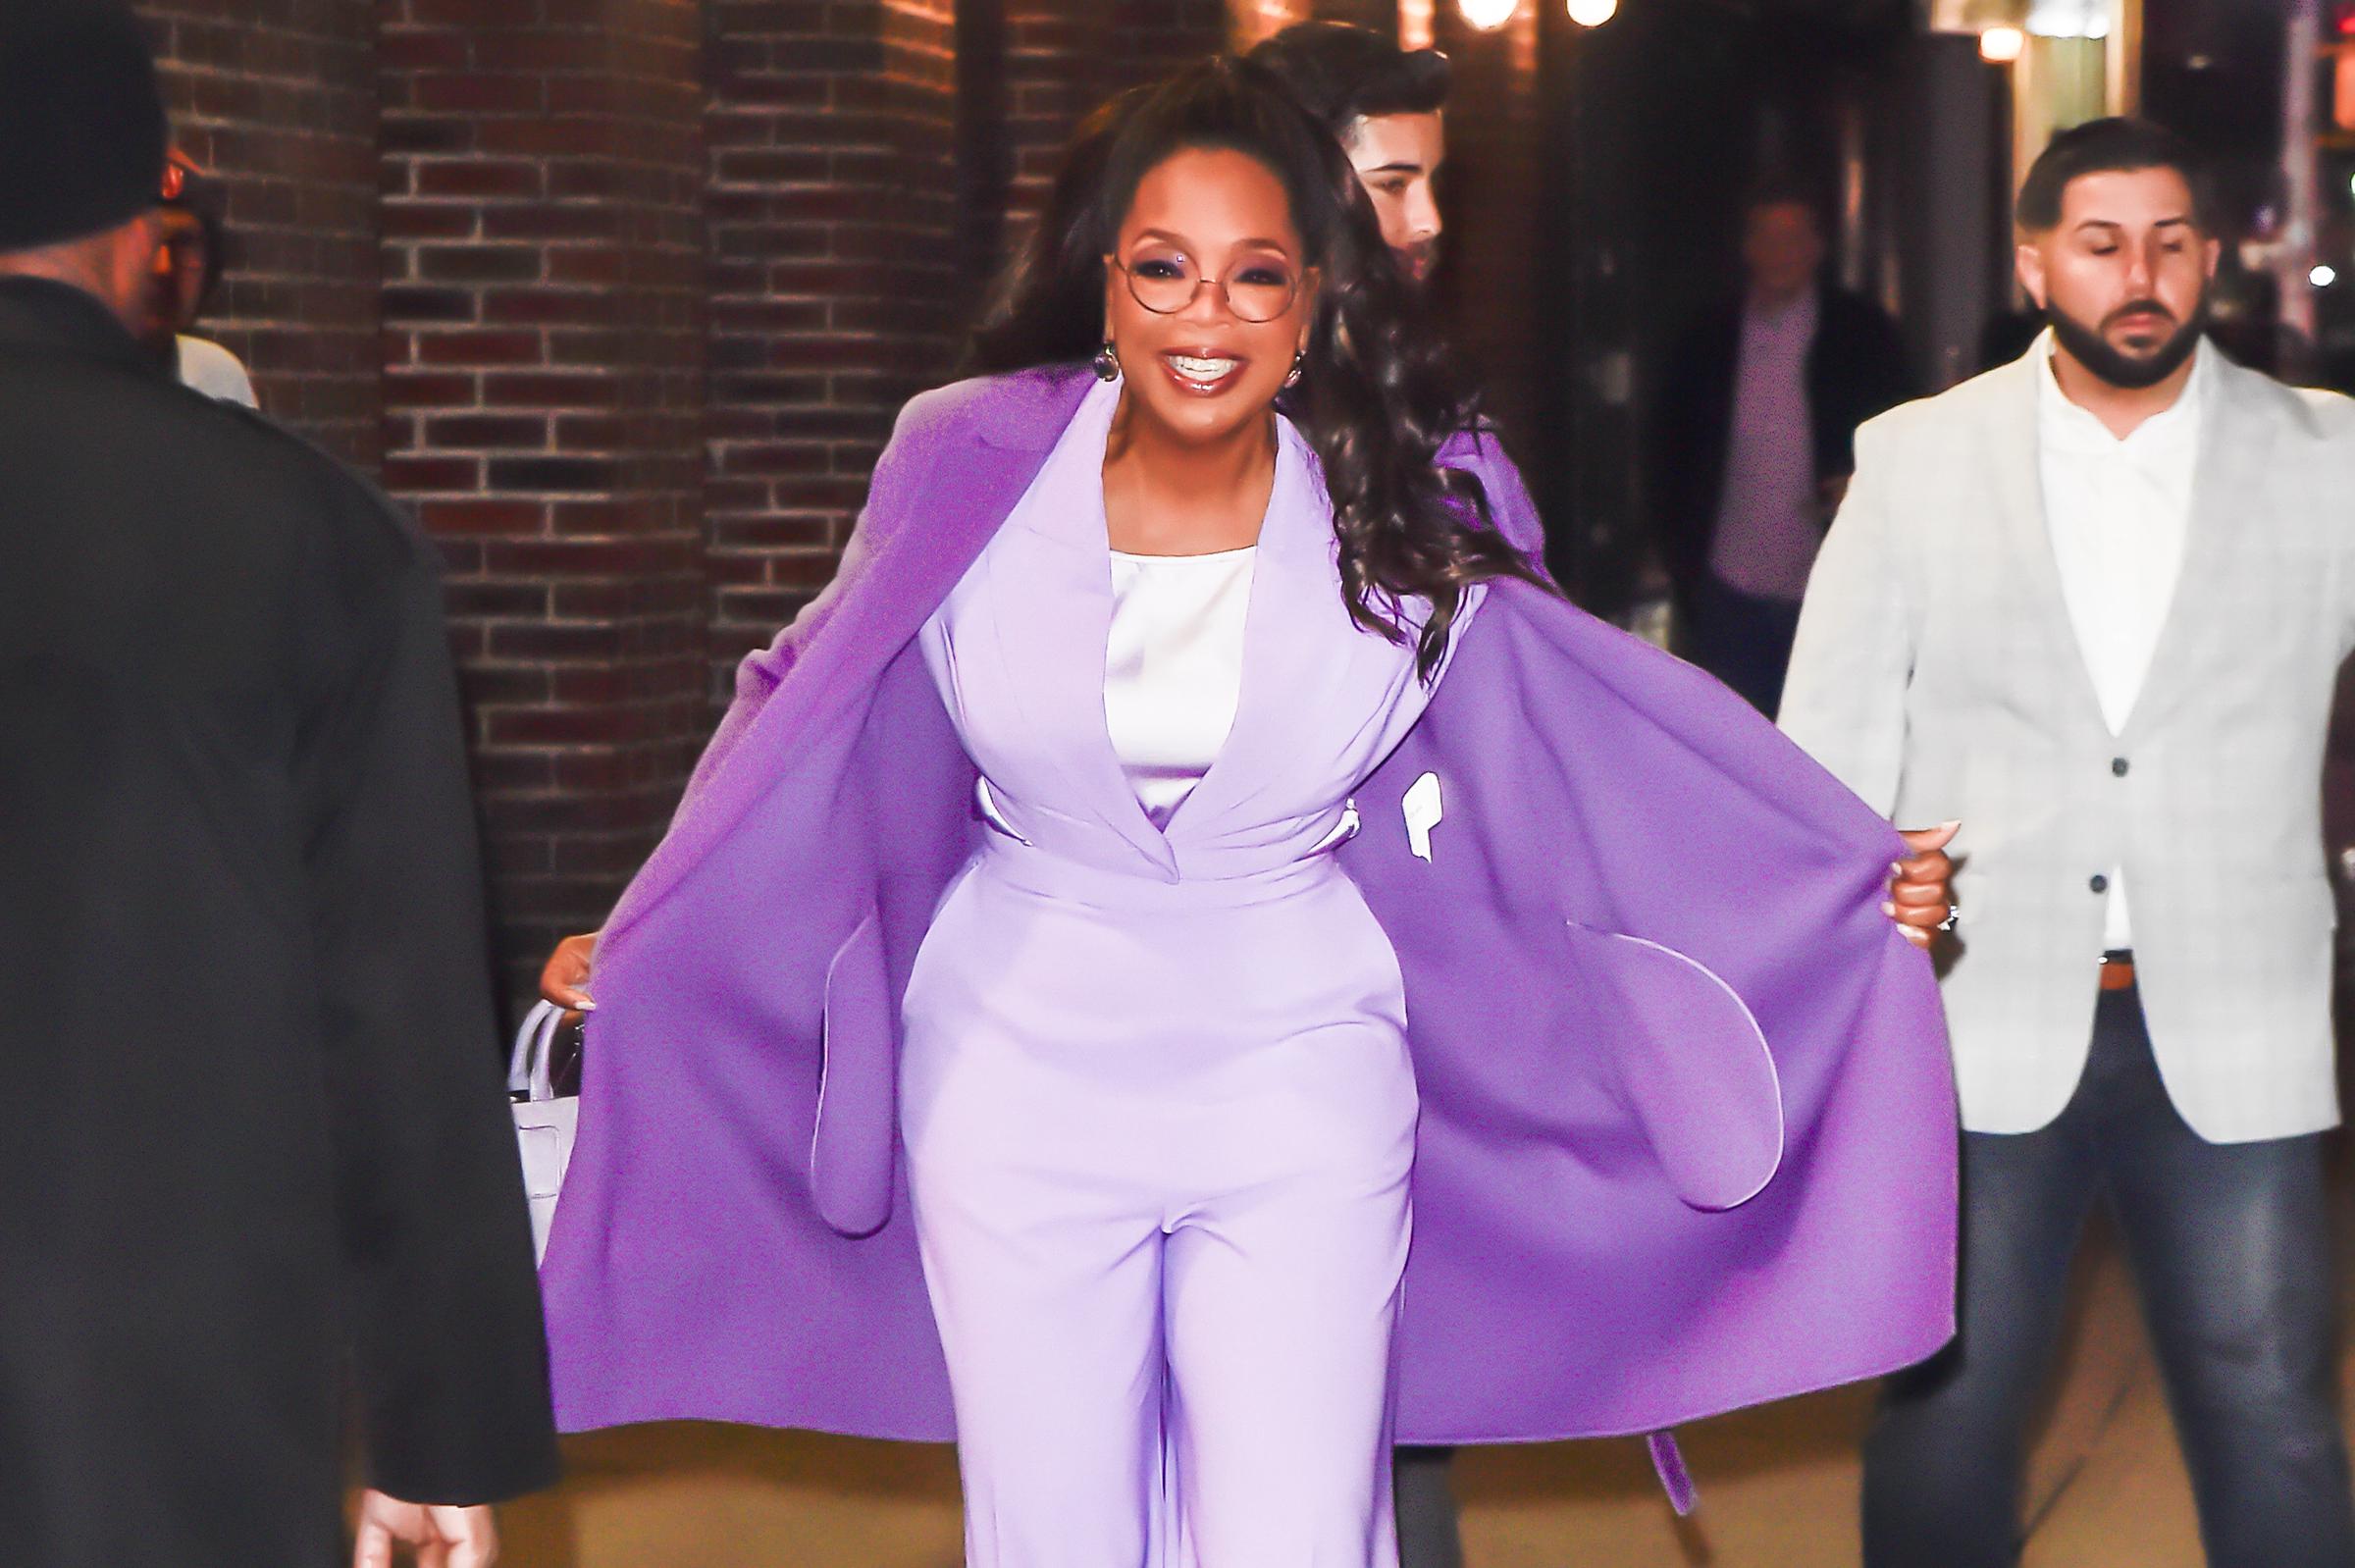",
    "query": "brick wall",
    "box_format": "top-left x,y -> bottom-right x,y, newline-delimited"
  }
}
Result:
378,0 -> 708,1007
138,0 -> 383,467
702,0 -> 963,702
701,0 -> 1232,703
